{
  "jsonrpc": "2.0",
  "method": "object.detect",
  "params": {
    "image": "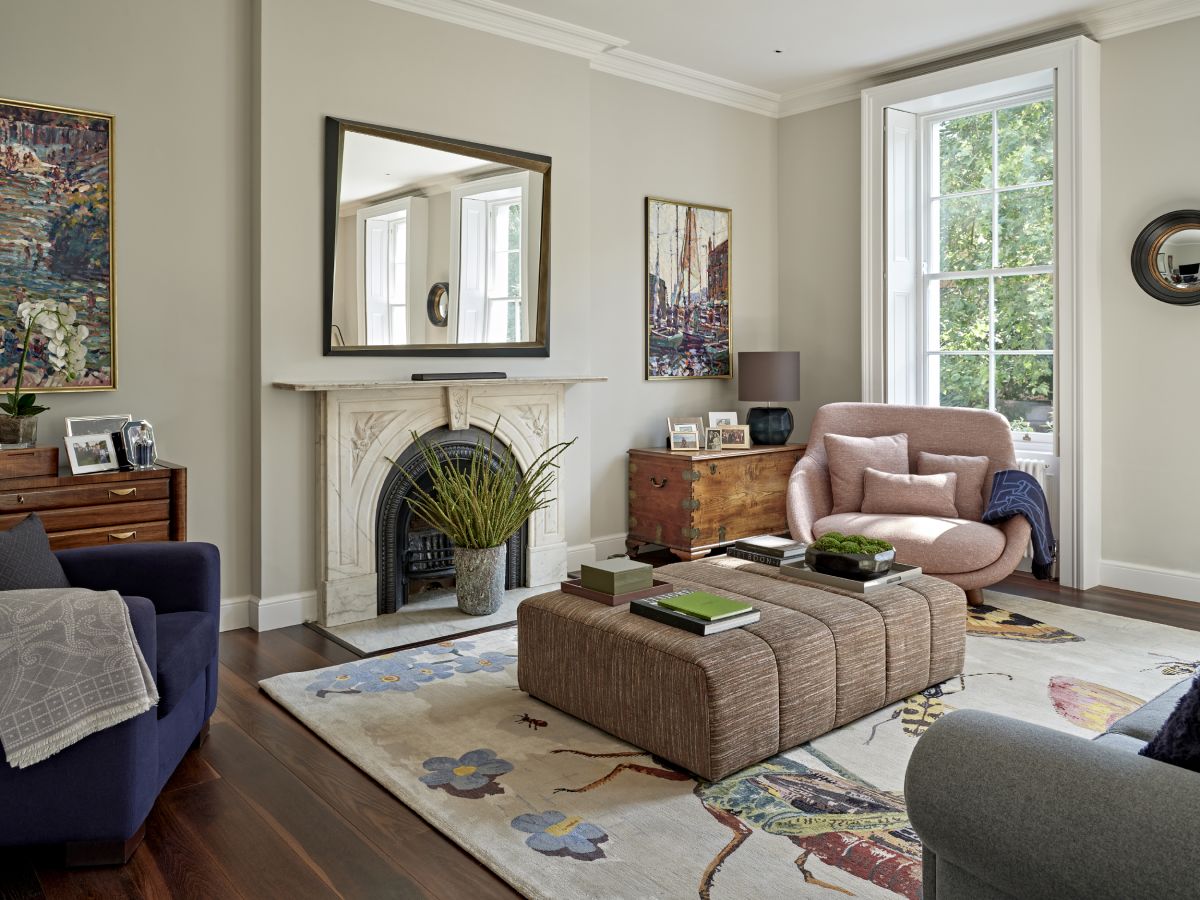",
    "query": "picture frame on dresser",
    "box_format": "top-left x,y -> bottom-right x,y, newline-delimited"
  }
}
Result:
65,414 -> 131,436
64,432 -> 120,475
